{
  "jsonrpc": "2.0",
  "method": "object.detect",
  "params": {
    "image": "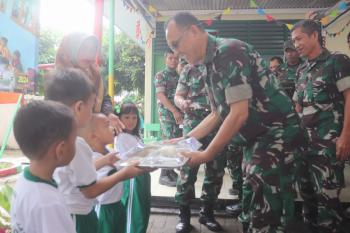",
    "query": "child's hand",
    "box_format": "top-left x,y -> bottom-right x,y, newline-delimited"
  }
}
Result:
104,152 -> 119,167
120,163 -> 157,179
